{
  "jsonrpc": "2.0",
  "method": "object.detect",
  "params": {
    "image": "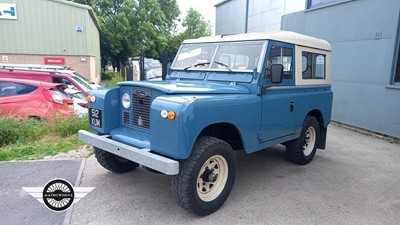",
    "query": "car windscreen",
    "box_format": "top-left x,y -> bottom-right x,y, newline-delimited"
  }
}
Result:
73,72 -> 92,83
72,76 -> 92,92
72,91 -> 86,100
172,41 -> 266,72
